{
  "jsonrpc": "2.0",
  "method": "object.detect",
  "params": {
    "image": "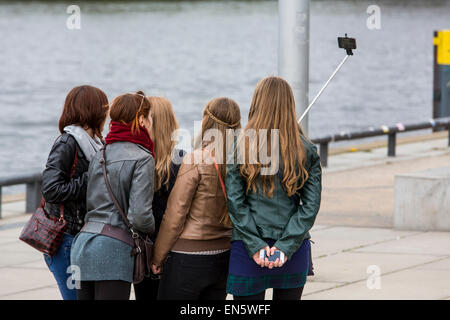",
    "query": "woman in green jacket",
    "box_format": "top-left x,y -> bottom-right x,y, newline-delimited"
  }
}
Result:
226,76 -> 322,300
